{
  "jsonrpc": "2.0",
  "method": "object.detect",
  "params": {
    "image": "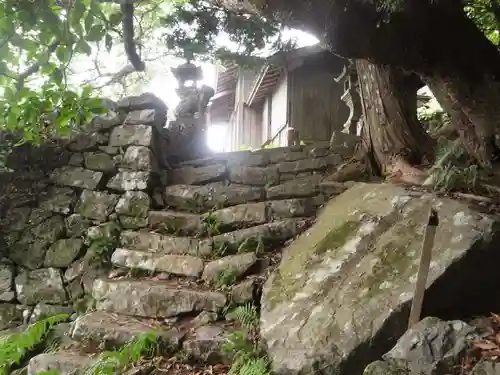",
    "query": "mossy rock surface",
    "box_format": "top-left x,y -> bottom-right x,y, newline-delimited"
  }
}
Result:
260,182 -> 500,375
